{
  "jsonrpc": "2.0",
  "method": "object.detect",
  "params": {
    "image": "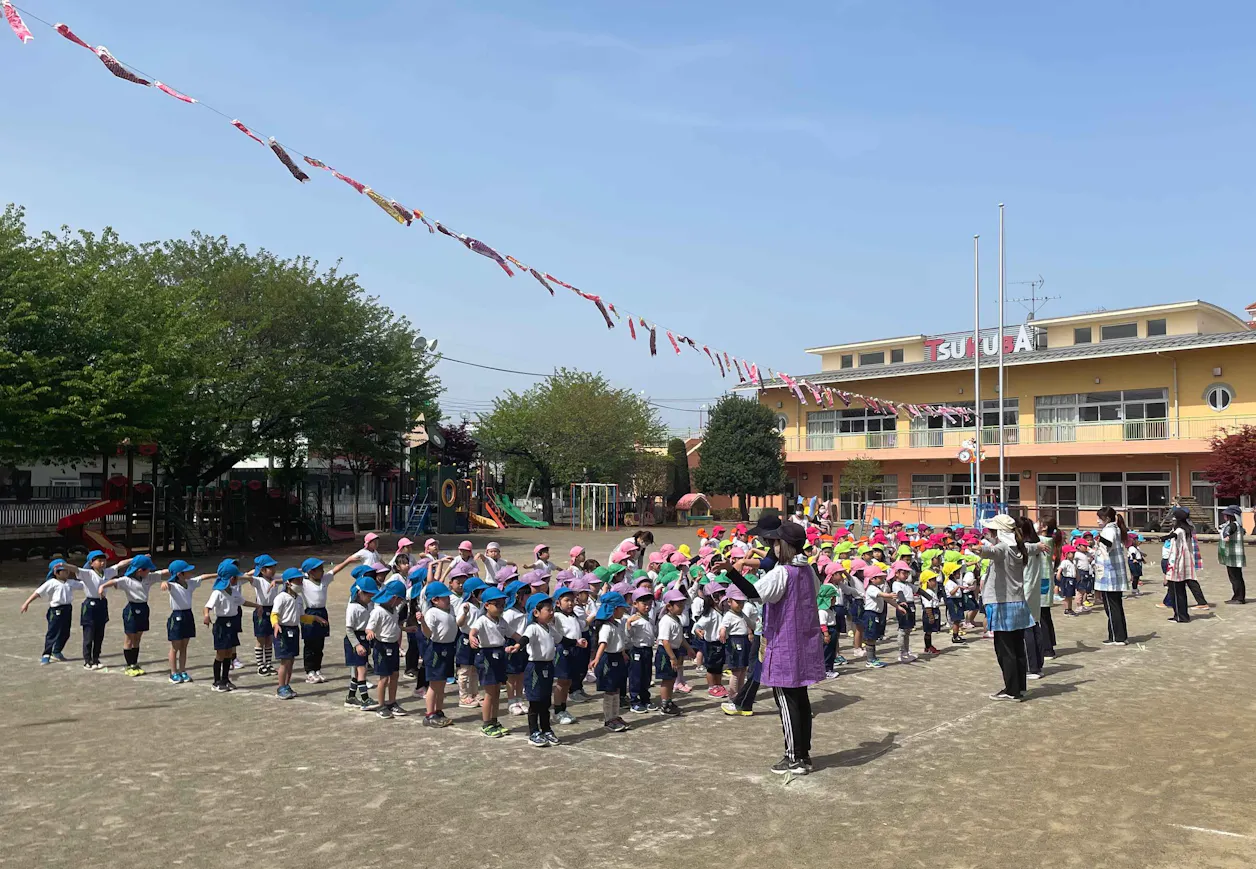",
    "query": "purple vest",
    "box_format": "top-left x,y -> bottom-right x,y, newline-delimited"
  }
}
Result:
761,563 -> 825,688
